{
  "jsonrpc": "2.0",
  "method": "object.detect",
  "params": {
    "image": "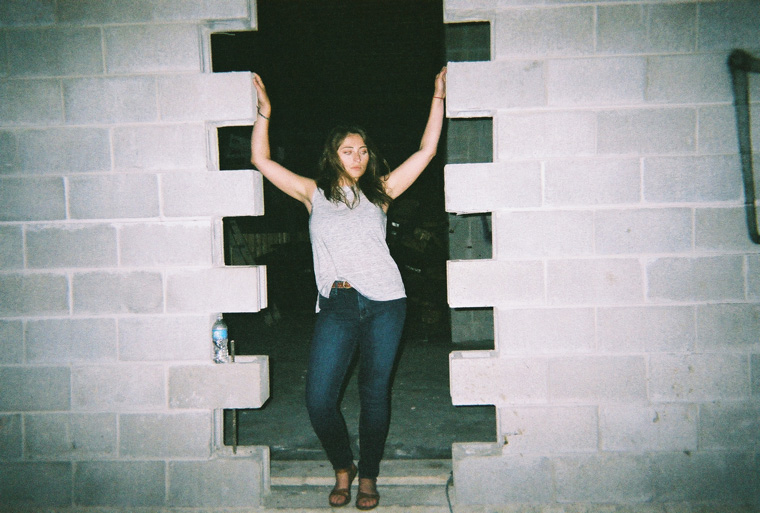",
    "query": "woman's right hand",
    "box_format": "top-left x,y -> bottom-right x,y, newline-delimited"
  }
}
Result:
253,73 -> 271,118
